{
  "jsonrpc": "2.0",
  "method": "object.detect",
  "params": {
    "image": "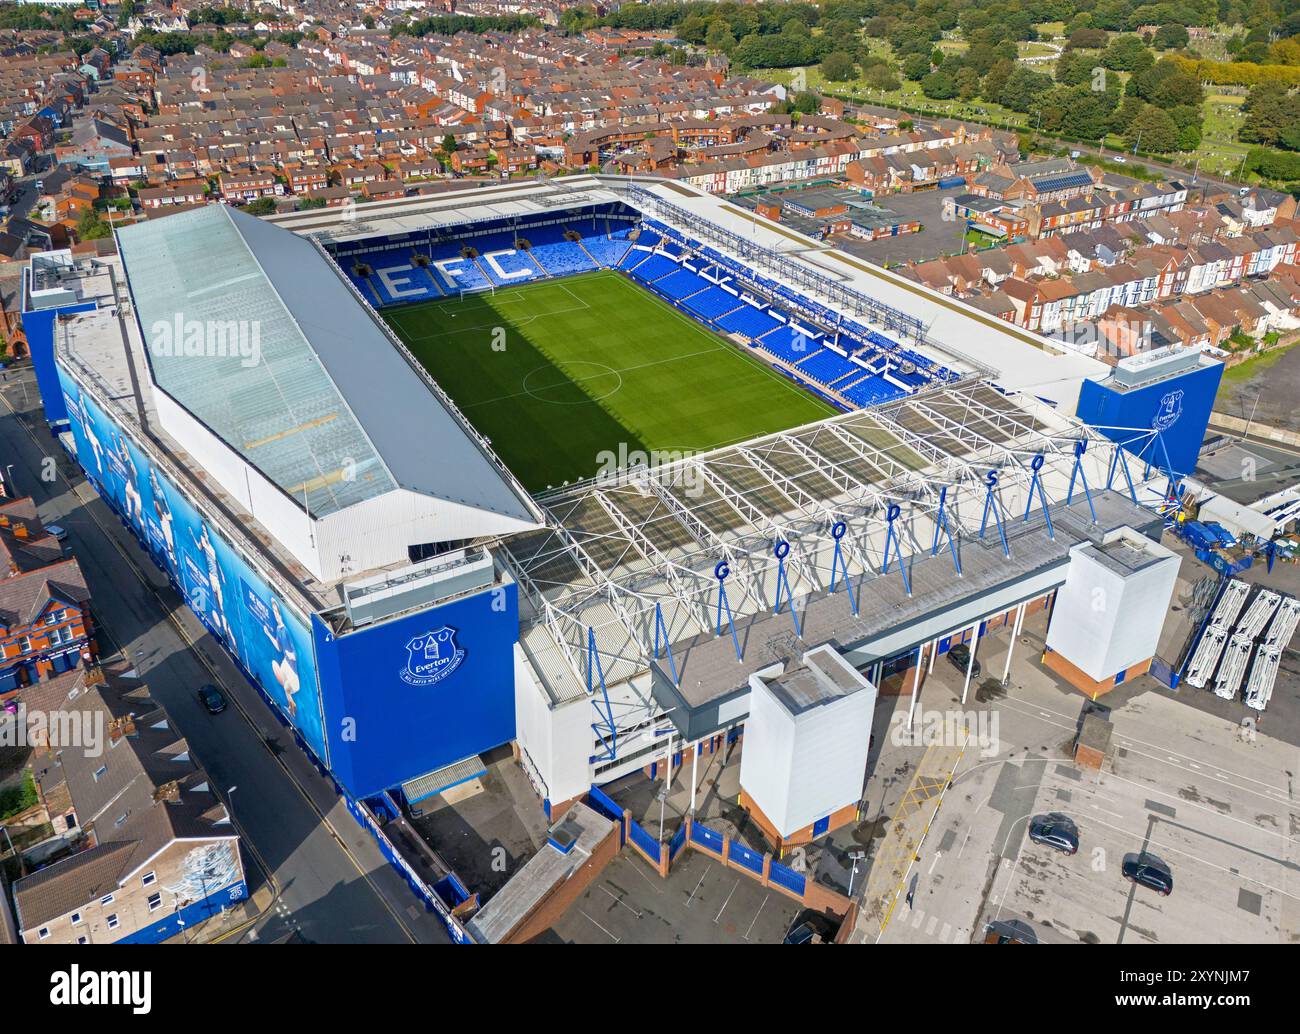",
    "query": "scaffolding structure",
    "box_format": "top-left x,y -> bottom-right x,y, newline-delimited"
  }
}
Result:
1245,596 -> 1300,711
1183,579 -> 1251,689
